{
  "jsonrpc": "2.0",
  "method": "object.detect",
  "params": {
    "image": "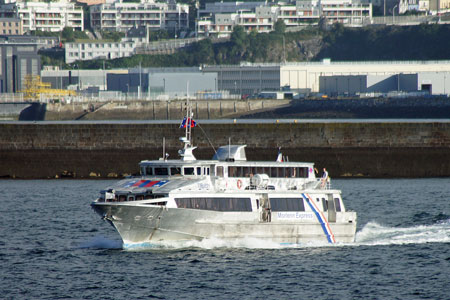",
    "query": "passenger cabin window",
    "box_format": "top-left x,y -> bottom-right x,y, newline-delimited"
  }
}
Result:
170,167 -> 181,176
140,167 -> 145,175
227,166 -> 309,178
175,197 -> 252,212
243,166 -> 251,177
270,198 -> 305,212
184,167 -> 195,175
146,166 -> 153,175
197,167 -> 202,175
322,198 -> 328,211
216,166 -> 224,177
155,167 -> 168,176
